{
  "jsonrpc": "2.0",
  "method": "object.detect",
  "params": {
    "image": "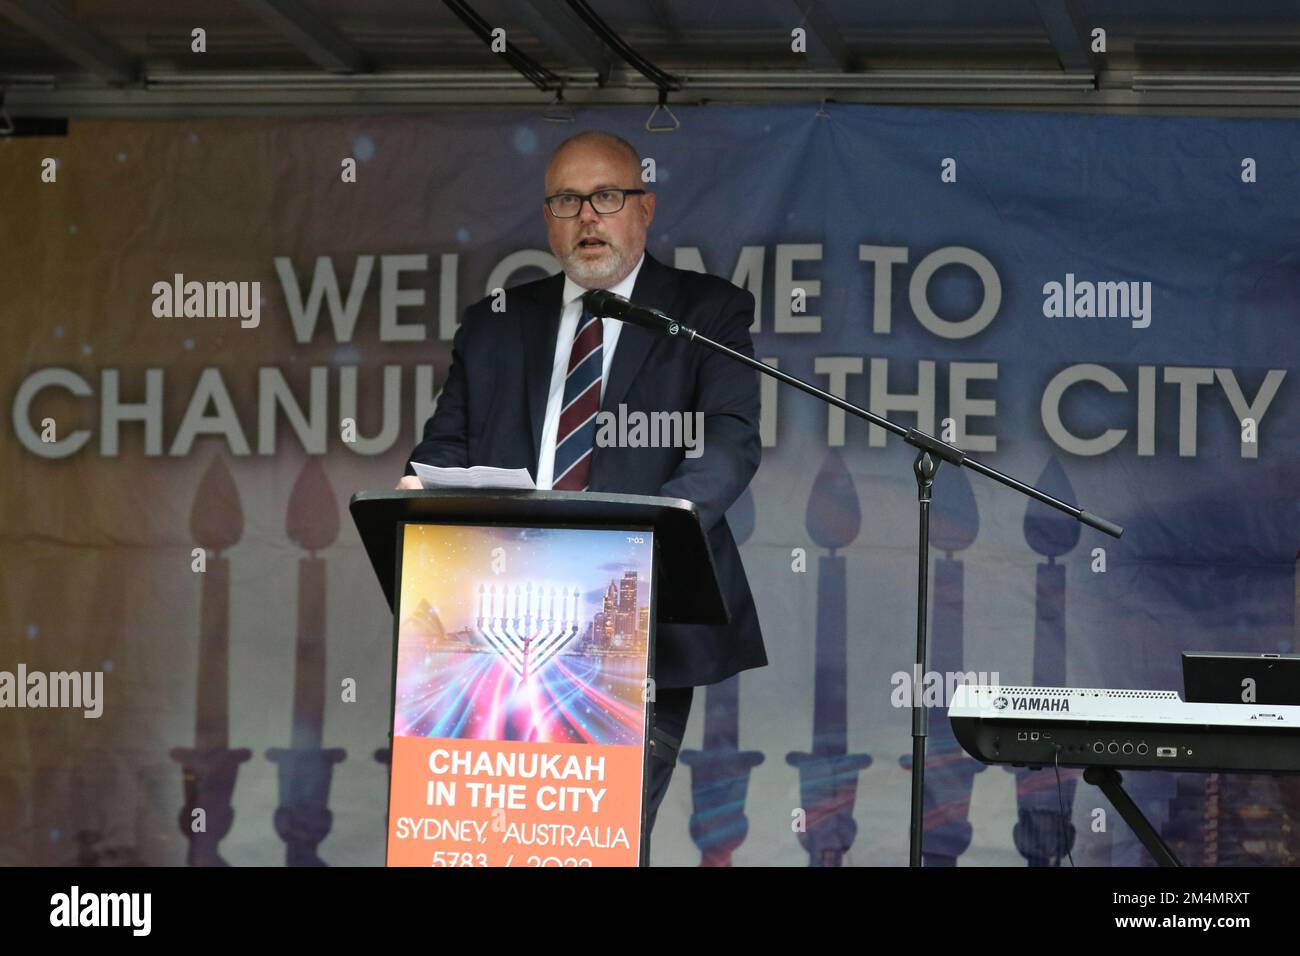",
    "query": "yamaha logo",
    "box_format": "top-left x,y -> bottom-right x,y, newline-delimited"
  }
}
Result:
668,322 -> 679,335
1007,696 -> 1070,712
